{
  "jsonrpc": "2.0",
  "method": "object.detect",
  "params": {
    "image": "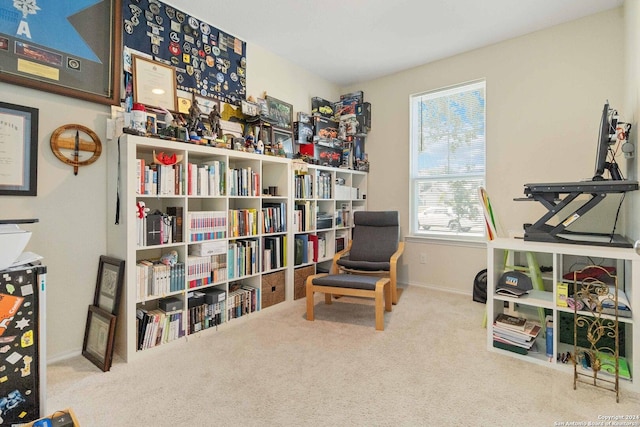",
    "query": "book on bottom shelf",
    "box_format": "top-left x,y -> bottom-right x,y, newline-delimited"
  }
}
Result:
493,339 -> 528,355
493,314 -> 541,354
136,308 -> 184,350
578,351 -> 632,381
494,313 -> 527,331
